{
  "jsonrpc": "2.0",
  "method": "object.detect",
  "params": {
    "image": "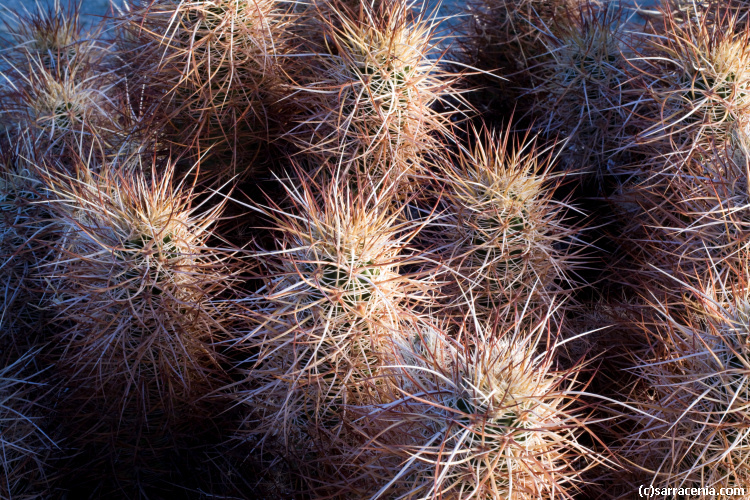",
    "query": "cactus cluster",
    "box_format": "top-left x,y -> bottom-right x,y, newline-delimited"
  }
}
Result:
3,0 -> 750,498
